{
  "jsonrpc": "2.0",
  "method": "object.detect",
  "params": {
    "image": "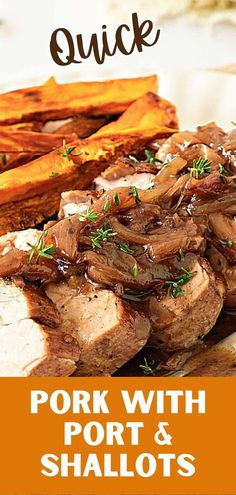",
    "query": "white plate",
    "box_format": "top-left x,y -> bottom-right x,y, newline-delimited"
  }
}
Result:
158,69 -> 236,131
0,68 -> 235,130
